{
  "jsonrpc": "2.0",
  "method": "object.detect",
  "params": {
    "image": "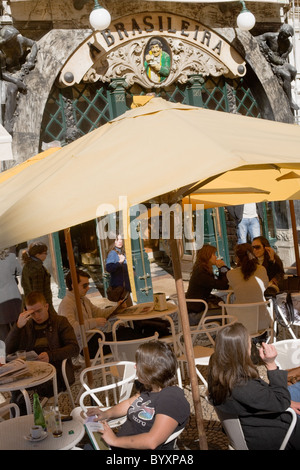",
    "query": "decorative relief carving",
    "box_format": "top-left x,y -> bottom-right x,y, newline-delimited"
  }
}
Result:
82,36 -> 229,88
276,229 -> 294,242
